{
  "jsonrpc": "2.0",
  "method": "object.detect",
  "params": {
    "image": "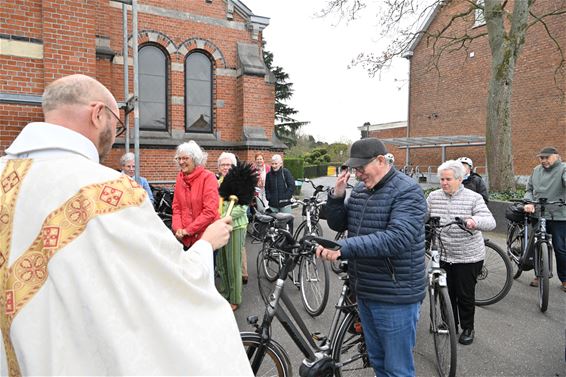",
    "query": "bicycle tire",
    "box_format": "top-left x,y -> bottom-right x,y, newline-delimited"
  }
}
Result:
293,220 -> 323,241
241,332 -> 291,377
538,242 -> 550,312
299,254 -> 330,317
475,240 -> 513,306
331,312 -> 373,377
507,223 -> 524,279
260,242 -> 284,283
256,245 -> 284,304
331,231 -> 347,274
430,285 -> 457,377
